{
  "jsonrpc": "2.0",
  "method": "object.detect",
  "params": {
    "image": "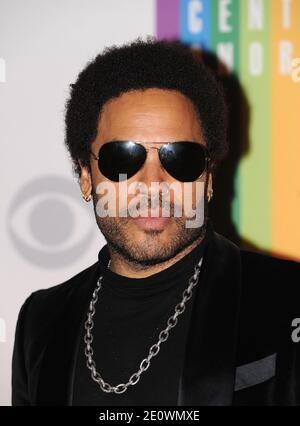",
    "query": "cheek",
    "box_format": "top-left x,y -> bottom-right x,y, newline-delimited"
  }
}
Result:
172,180 -> 206,209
